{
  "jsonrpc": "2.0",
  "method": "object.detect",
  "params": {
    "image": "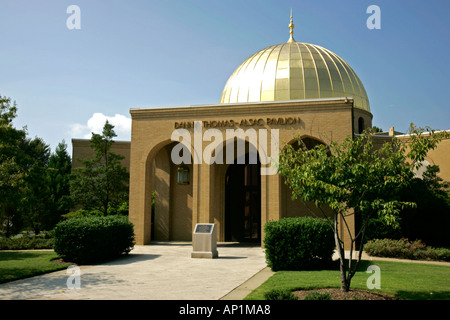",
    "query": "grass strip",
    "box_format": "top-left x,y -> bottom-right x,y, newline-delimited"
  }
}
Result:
0,251 -> 70,284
